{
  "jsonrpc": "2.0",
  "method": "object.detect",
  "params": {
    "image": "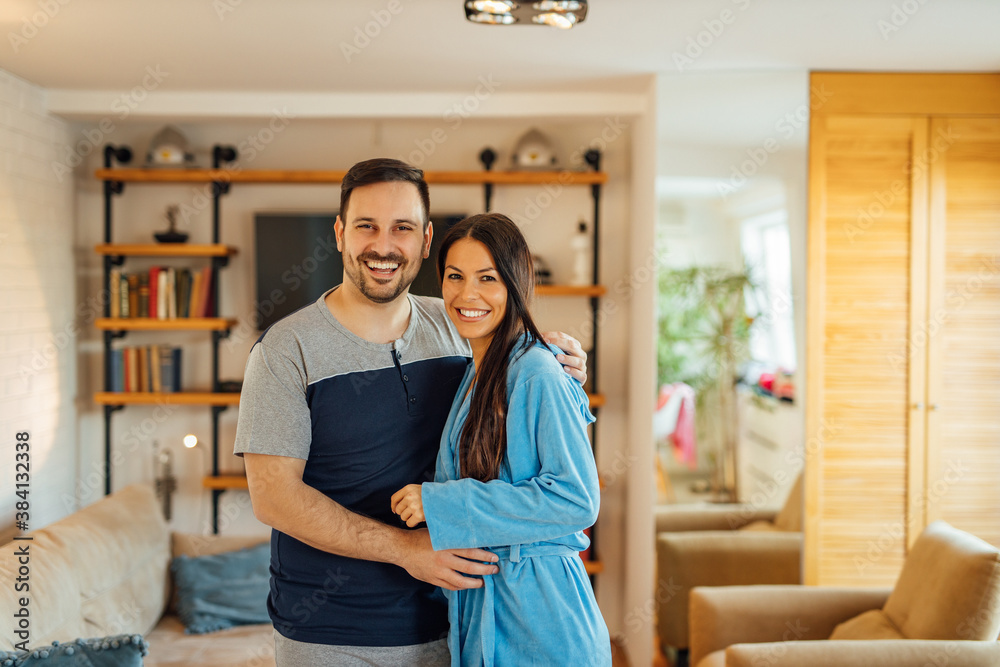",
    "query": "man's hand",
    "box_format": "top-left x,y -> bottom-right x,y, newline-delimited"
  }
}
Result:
396,529 -> 499,591
542,331 -> 588,385
391,484 -> 425,527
